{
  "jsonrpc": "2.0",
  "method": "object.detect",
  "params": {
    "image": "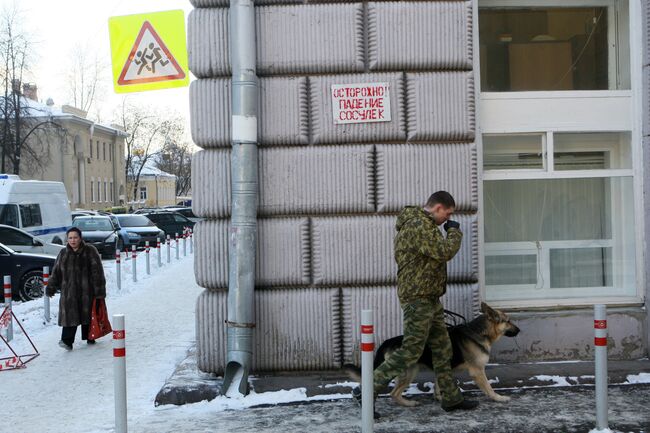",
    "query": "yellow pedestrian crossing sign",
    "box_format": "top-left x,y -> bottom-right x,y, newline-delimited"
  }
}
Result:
109,10 -> 189,93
